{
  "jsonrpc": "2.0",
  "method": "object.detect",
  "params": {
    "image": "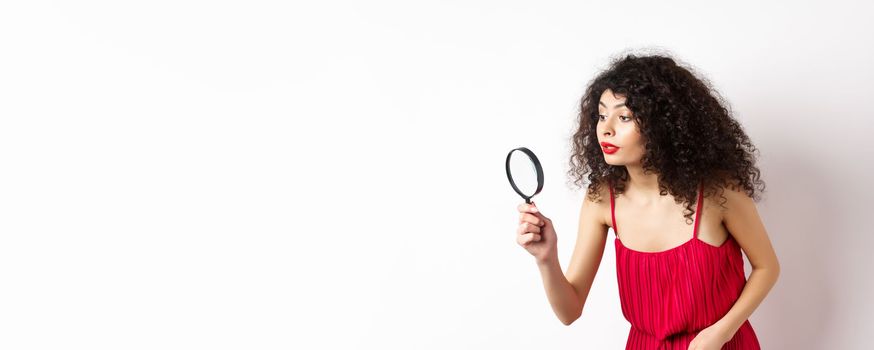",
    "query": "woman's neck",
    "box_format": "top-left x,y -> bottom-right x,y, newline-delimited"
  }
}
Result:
623,164 -> 666,204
